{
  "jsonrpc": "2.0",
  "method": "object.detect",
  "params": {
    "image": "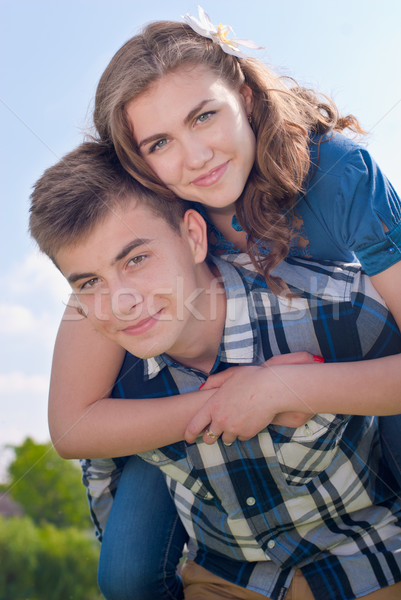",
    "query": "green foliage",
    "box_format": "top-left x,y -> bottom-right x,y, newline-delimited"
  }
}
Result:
36,522 -> 101,599
0,516 -> 39,598
0,516 -> 102,600
6,437 -> 91,528
0,439 -> 102,598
